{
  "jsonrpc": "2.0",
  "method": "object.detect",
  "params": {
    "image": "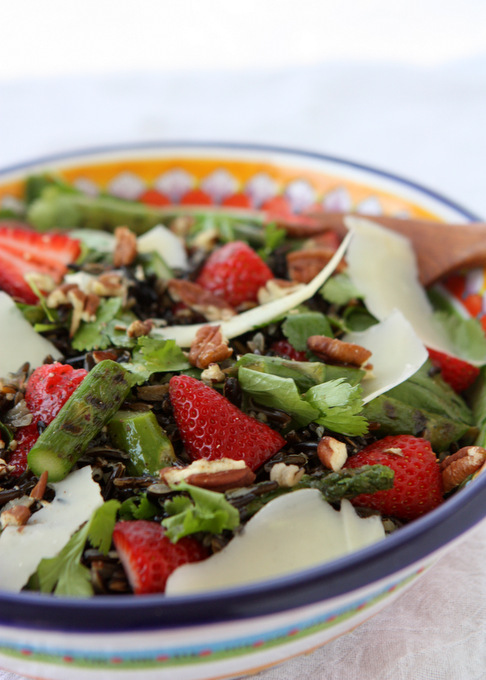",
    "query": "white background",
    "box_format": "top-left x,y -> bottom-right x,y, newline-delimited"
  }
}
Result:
1,2 -> 486,679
